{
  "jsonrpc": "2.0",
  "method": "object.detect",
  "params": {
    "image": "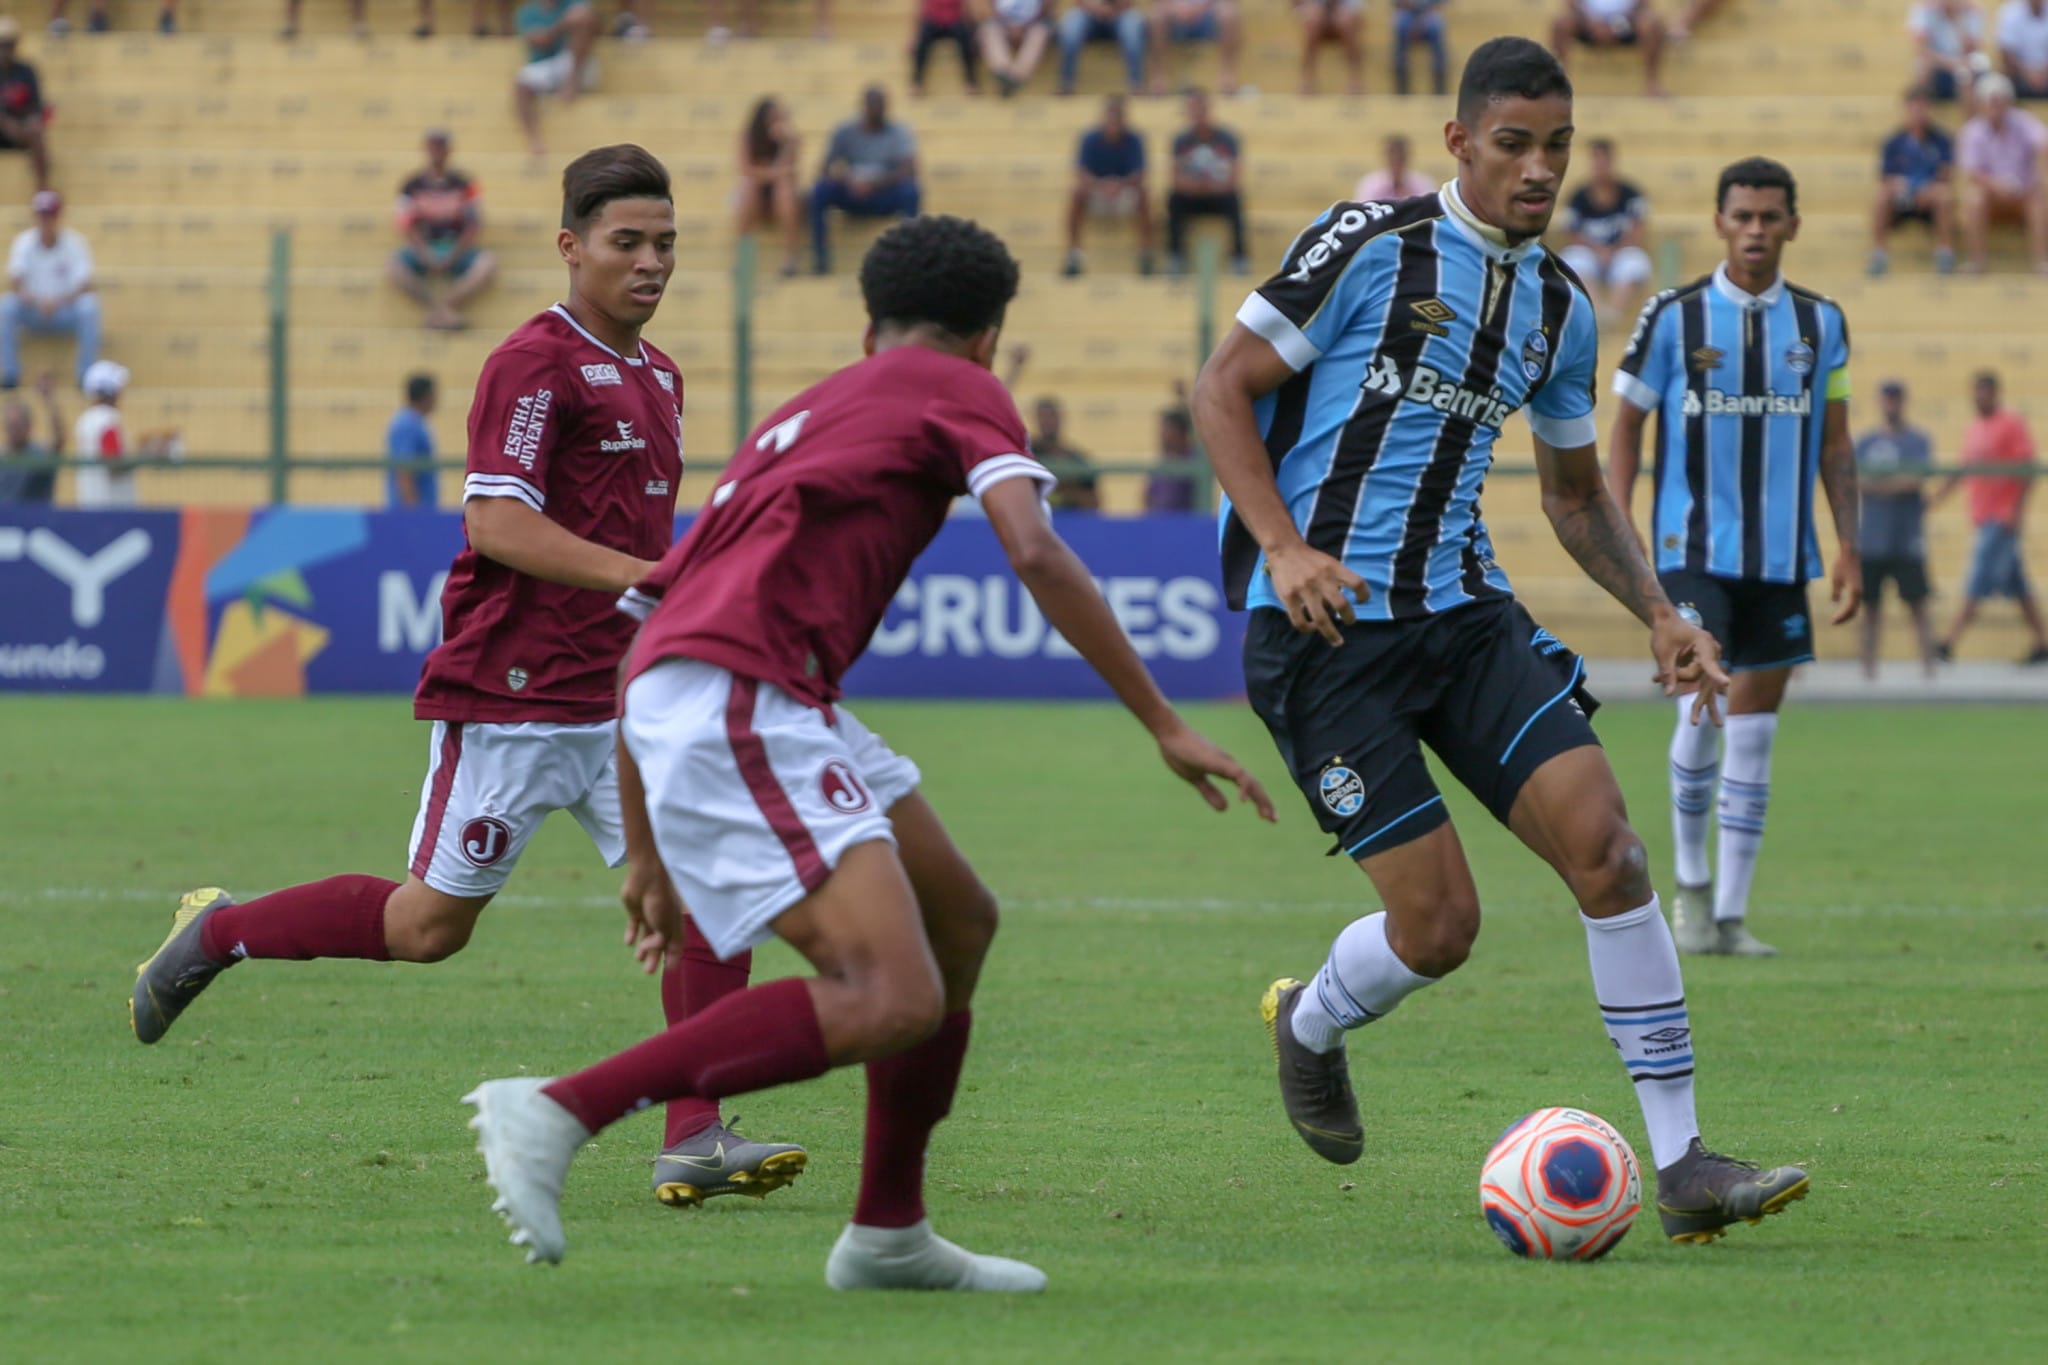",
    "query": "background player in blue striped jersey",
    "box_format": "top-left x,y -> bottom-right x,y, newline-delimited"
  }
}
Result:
1607,158 -> 1861,960
1194,36 -> 1812,1246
